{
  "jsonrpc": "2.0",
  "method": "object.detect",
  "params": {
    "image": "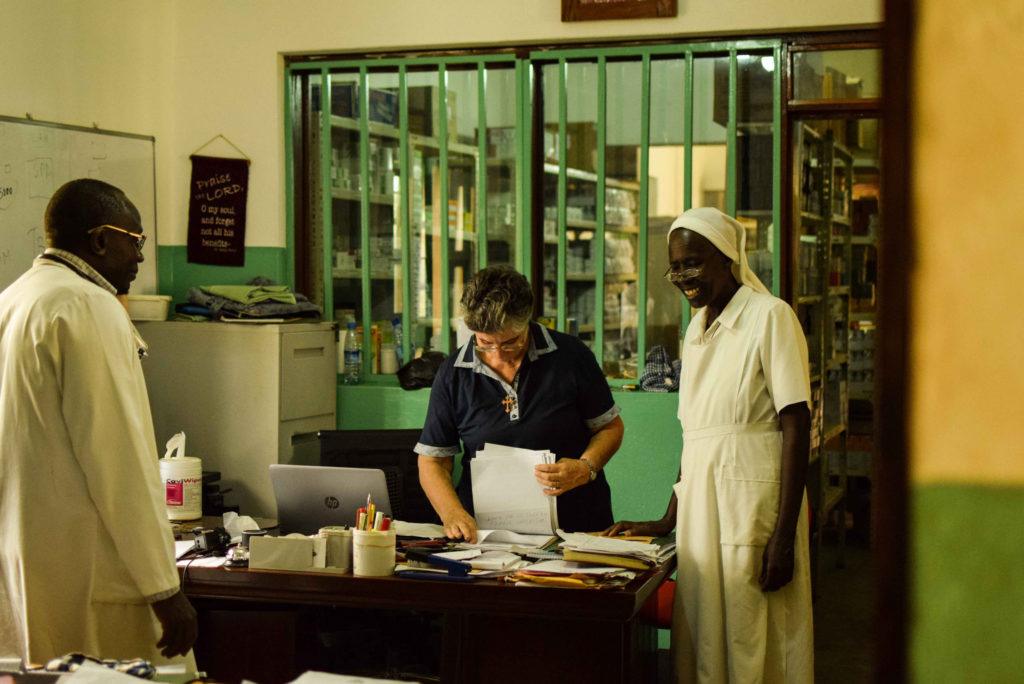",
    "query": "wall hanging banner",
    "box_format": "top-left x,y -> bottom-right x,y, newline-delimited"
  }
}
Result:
187,155 -> 249,266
